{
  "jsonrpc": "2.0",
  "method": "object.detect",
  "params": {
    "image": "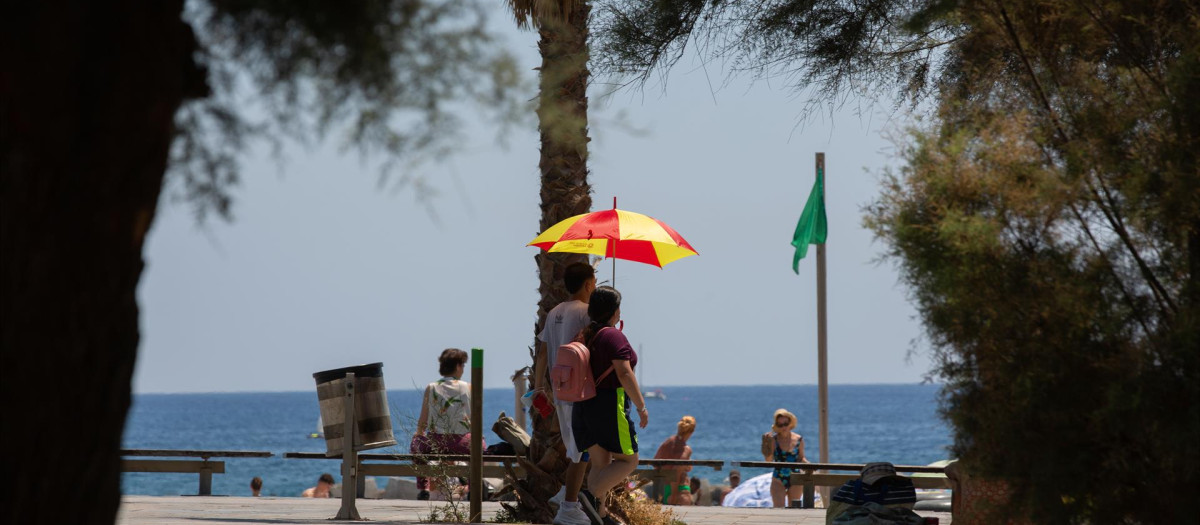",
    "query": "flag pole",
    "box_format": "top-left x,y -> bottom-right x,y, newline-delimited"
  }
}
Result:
815,153 -> 830,487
